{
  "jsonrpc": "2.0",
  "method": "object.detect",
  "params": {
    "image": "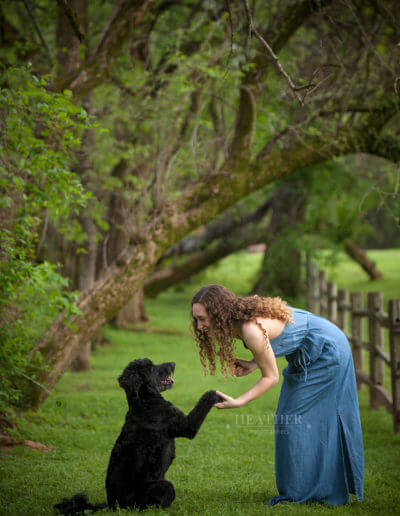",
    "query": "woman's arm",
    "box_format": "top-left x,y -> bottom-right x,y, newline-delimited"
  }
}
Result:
234,357 -> 258,376
214,321 -> 279,409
